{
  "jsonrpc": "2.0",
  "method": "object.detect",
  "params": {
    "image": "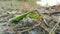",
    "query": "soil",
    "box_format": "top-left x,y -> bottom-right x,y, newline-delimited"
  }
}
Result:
0,1 -> 60,34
